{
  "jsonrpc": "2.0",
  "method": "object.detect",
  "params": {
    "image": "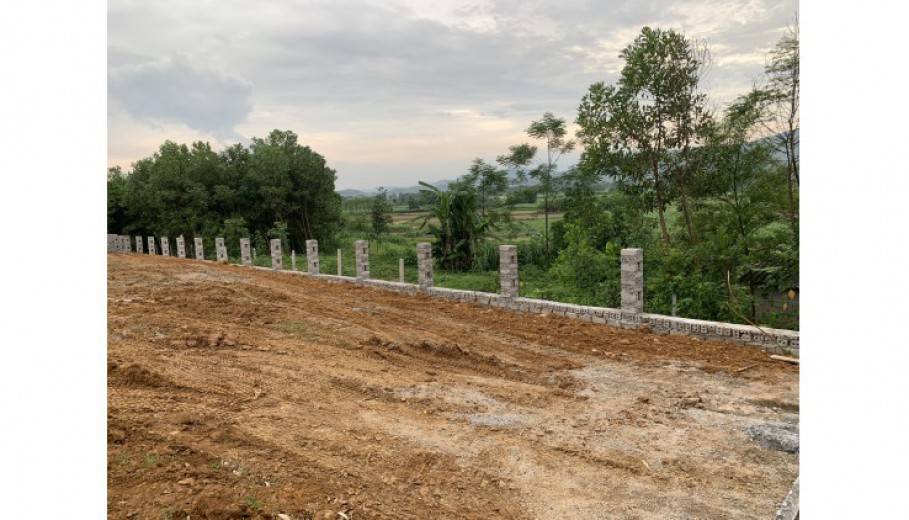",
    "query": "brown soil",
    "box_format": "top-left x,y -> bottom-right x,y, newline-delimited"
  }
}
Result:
107,254 -> 799,519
